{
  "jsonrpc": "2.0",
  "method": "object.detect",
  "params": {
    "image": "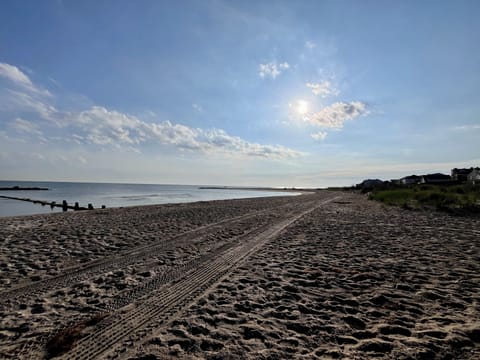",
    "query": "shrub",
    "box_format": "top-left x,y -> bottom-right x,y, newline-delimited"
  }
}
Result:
369,183 -> 480,215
